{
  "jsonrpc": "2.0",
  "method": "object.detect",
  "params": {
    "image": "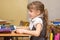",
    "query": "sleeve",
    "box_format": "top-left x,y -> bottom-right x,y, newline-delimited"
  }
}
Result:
33,18 -> 43,27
